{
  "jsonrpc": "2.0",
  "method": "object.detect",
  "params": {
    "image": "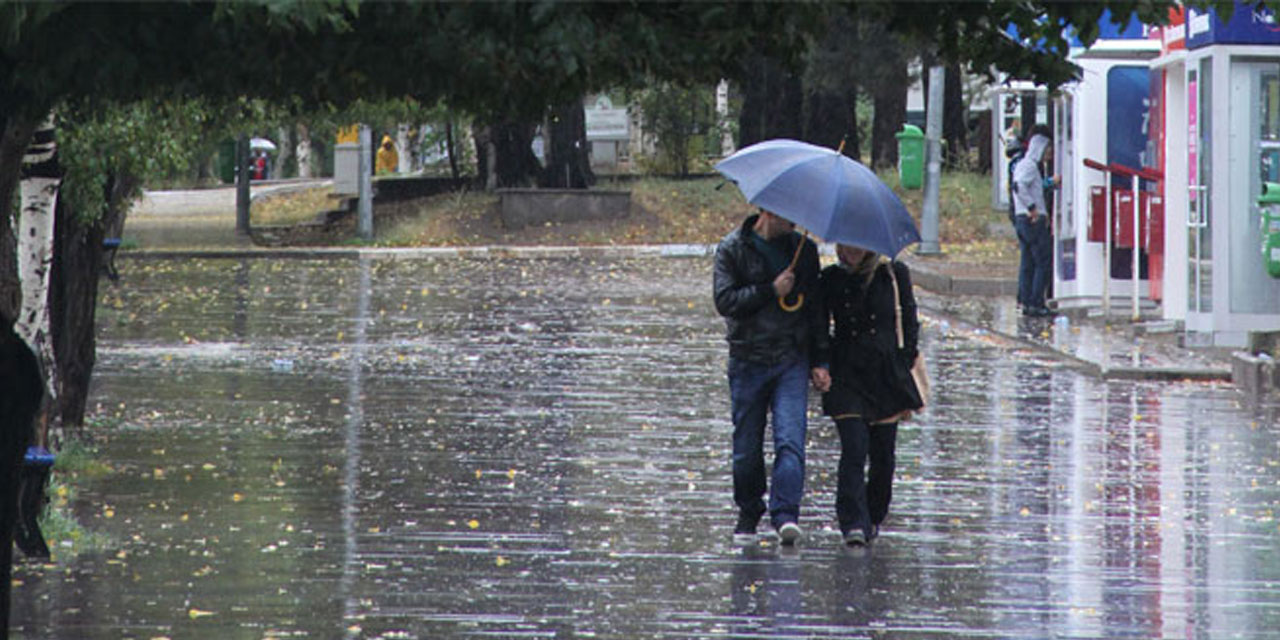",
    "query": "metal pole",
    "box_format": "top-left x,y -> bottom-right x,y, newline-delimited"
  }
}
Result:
235,134 -> 250,236
1131,174 -> 1141,321
1103,175 -> 1111,320
357,125 -> 373,240
918,65 -> 944,255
